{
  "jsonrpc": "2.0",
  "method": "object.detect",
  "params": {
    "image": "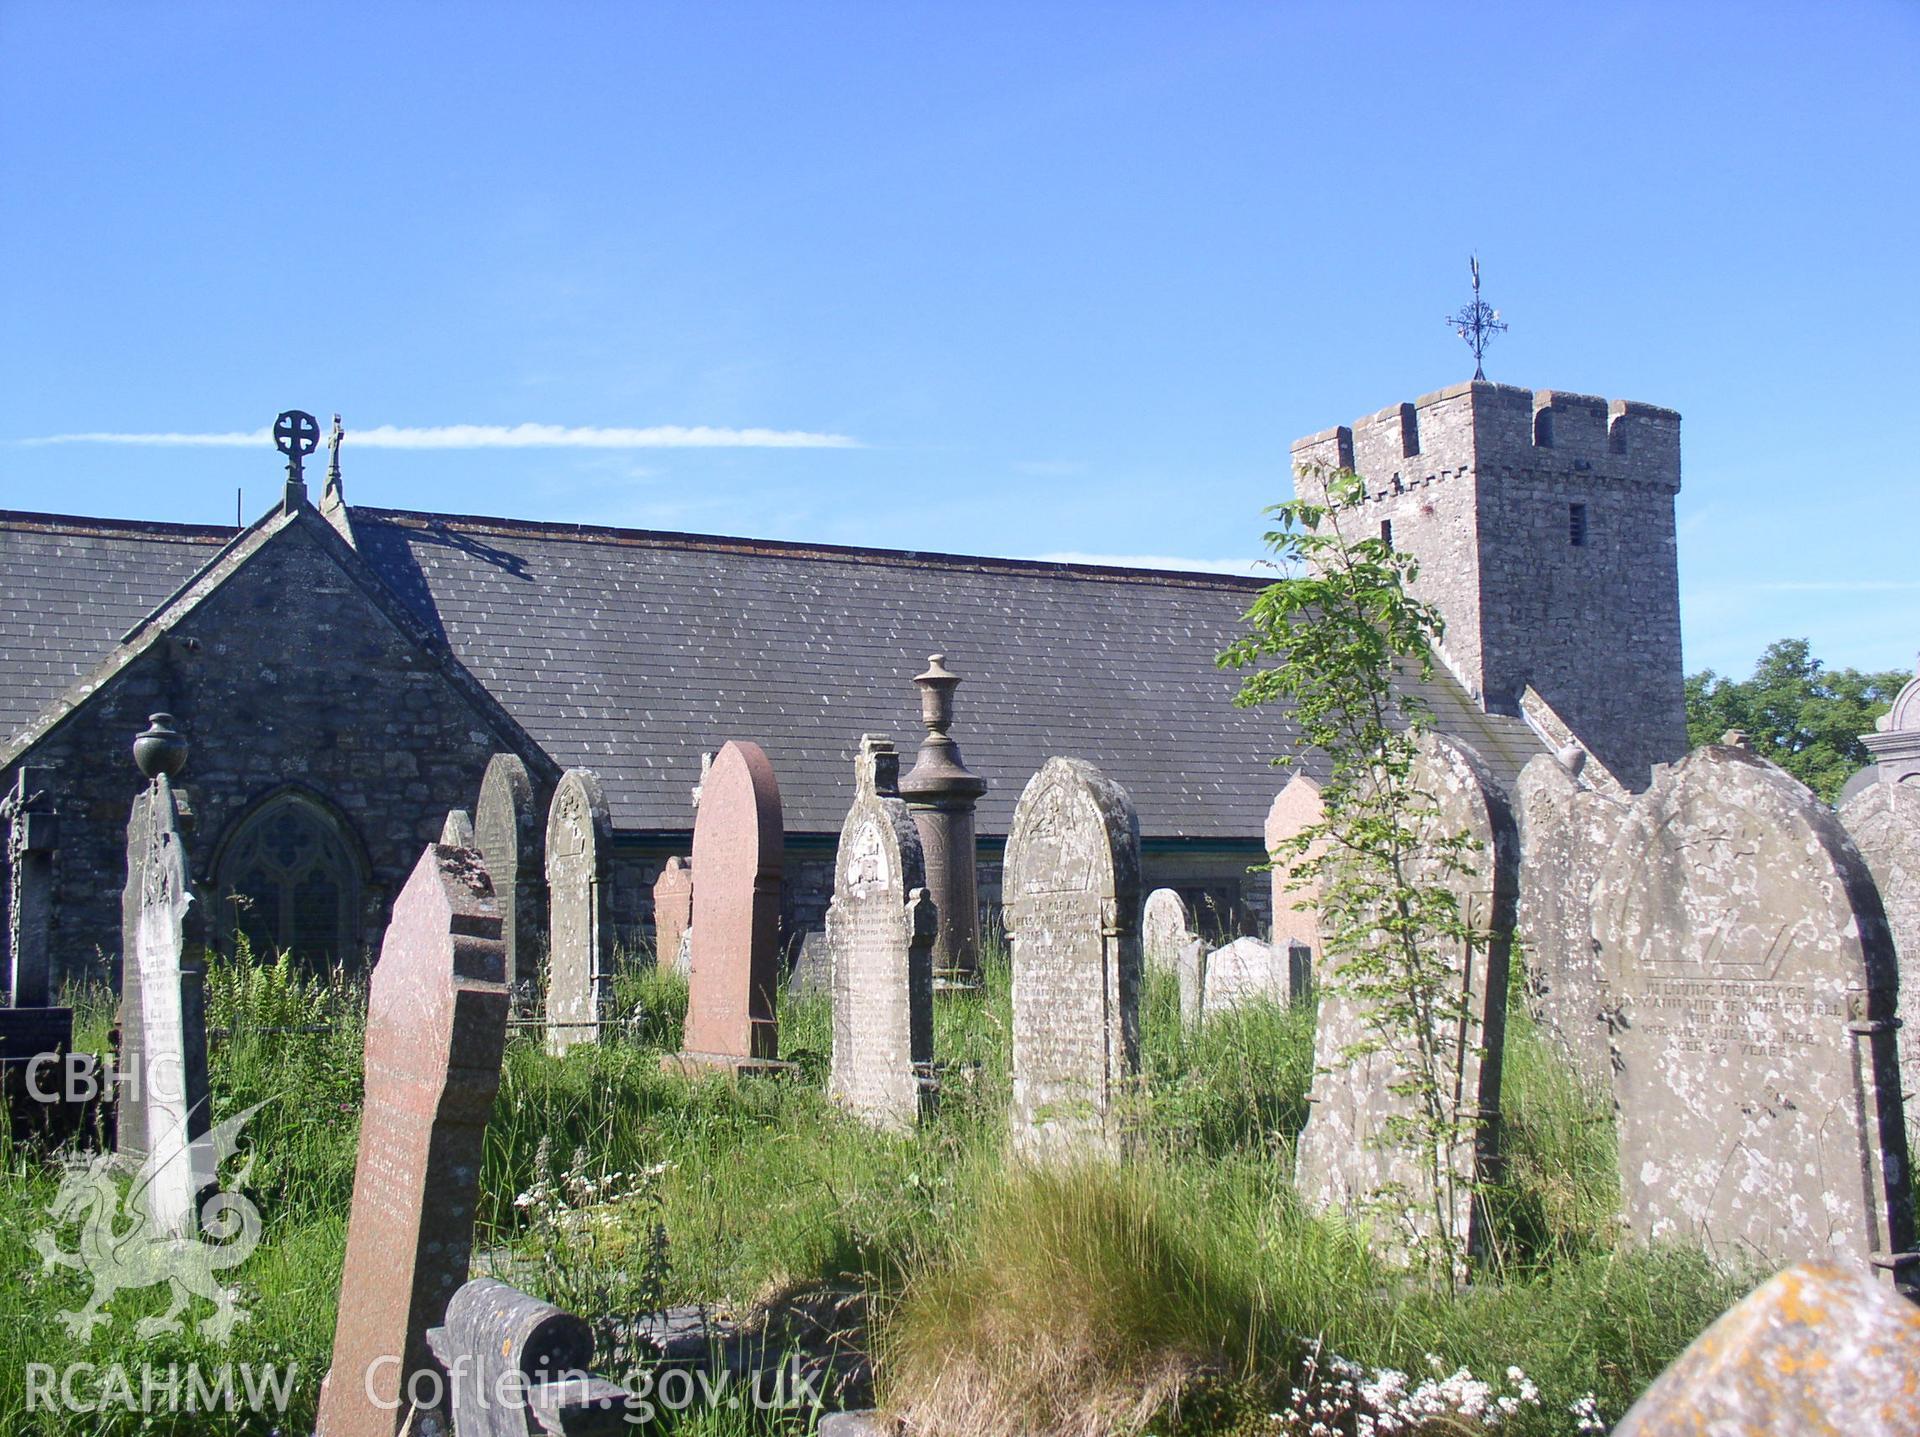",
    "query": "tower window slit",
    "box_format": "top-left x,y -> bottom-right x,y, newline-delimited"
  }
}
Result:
1569,502 -> 1588,547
